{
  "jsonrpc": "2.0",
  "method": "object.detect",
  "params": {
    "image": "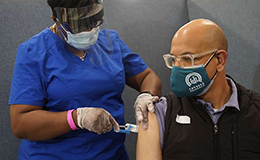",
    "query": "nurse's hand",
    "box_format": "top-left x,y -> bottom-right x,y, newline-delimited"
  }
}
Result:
76,107 -> 119,134
134,93 -> 159,130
